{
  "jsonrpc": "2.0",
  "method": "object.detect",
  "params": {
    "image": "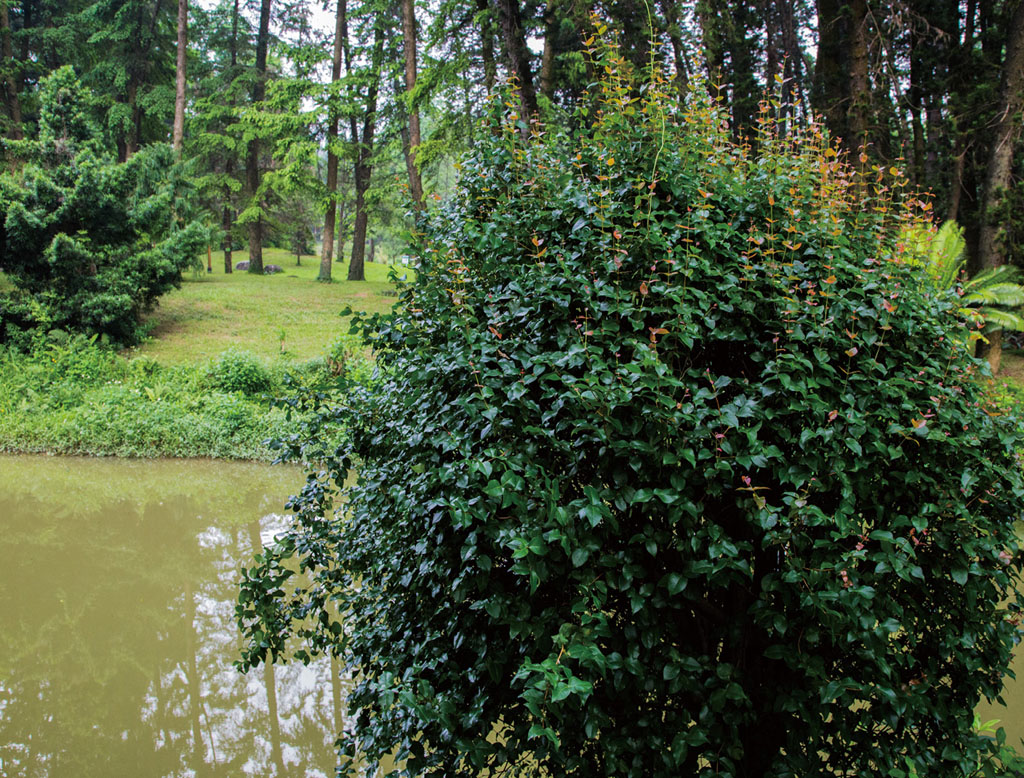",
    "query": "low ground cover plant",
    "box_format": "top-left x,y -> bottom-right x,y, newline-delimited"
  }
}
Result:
239,47 -> 1024,778
0,333 -> 355,460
